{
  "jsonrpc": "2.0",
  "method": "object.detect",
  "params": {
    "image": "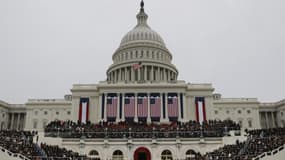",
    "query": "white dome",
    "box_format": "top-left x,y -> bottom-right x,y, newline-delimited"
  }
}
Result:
119,5 -> 166,47
107,1 -> 179,84
120,26 -> 166,47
